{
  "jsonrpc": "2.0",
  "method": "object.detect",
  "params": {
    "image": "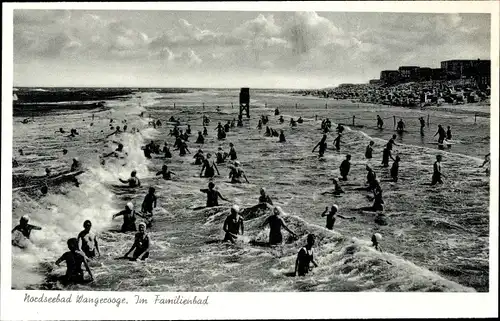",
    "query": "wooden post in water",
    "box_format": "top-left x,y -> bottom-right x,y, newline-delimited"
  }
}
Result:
352,115 -> 356,126
173,103 -> 176,108
202,102 -> 205,110
325,103 -> 328,109
265,102 -> 267,108
231,102 -> 233,109
393,115 -> 396,128
295,103 -> 298,109
427,114 -> 430,126
475,113 -> 477,123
